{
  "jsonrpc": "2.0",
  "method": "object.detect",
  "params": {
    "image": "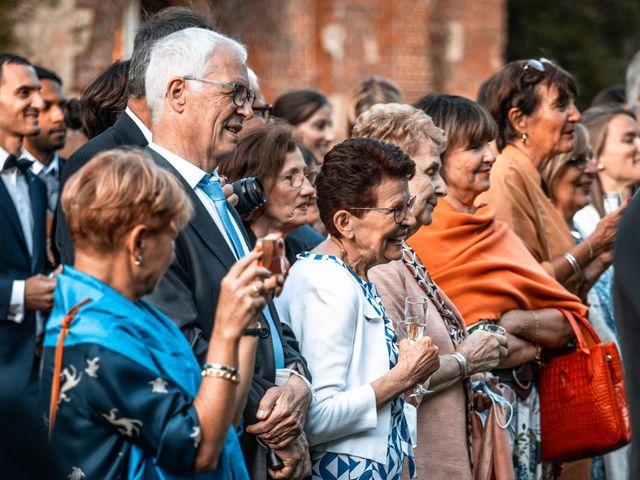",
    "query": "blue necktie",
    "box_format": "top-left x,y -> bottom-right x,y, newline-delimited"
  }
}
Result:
198,174 -> 245,258
198,174 -> 285,368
